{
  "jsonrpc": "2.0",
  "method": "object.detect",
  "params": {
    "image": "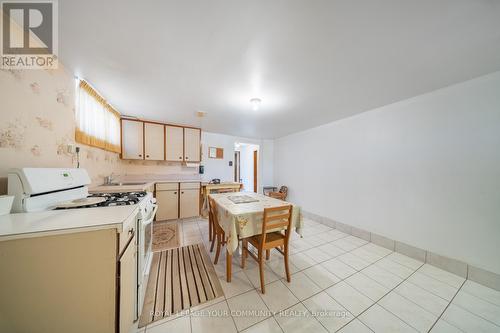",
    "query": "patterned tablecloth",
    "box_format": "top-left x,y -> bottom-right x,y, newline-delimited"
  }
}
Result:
208,192 -> 303,254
